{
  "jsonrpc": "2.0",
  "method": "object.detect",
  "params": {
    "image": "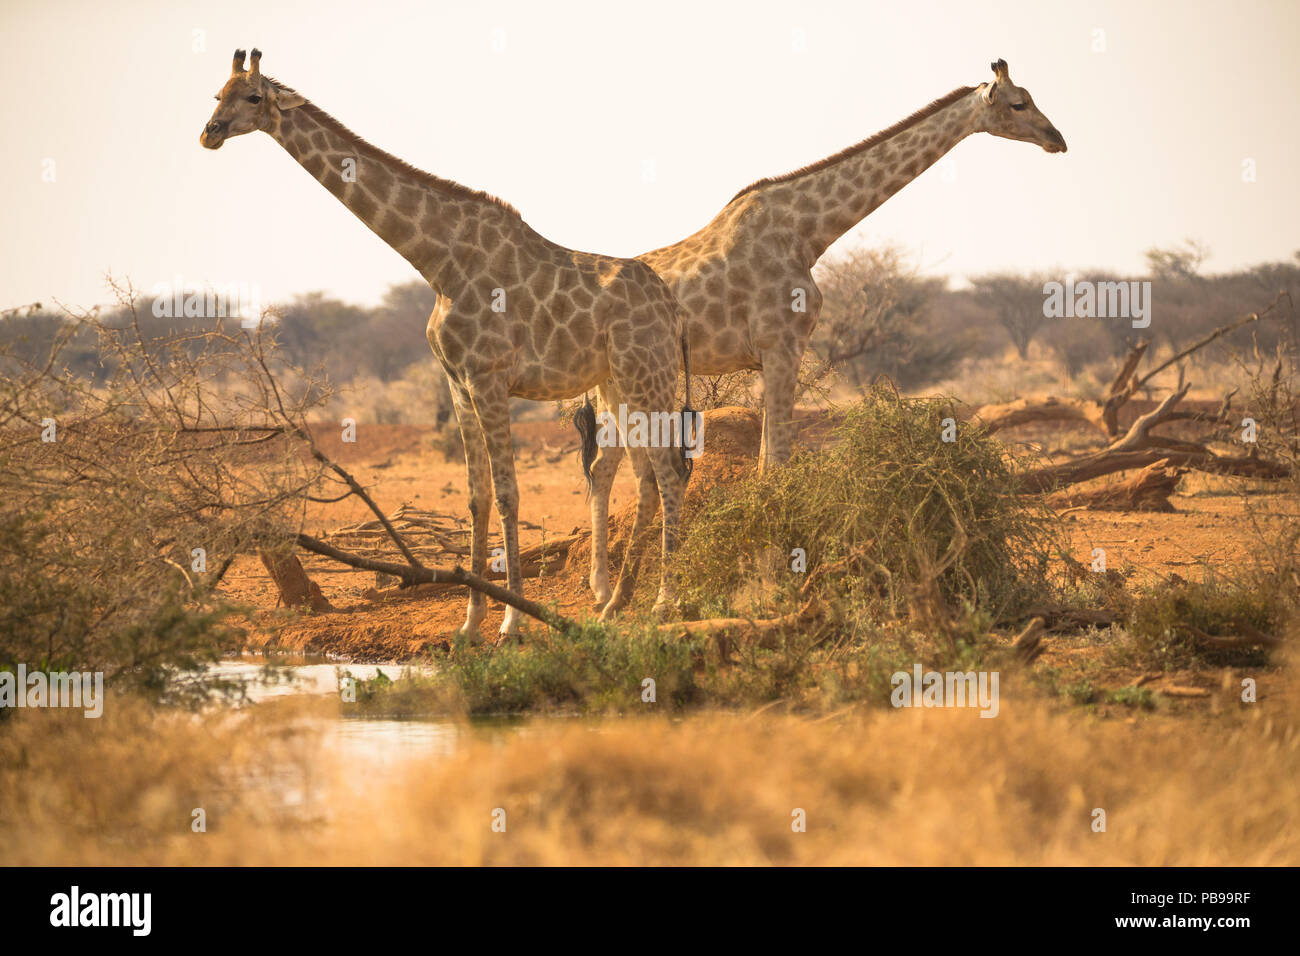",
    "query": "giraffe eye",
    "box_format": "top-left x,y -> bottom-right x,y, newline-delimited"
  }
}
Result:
247,94 -> 262,104
1010,102 -> 1028,111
